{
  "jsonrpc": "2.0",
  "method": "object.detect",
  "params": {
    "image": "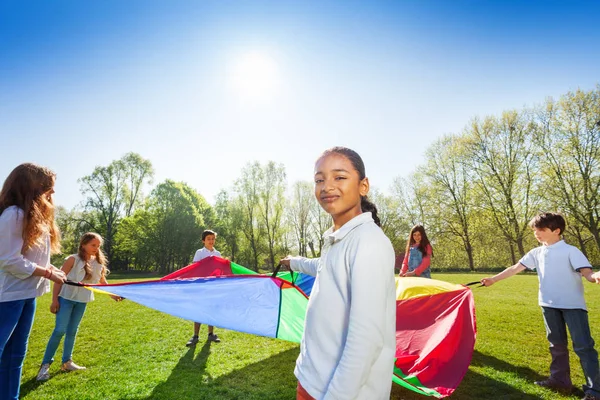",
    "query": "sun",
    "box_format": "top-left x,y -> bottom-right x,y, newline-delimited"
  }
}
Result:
229,52 -> 281,103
